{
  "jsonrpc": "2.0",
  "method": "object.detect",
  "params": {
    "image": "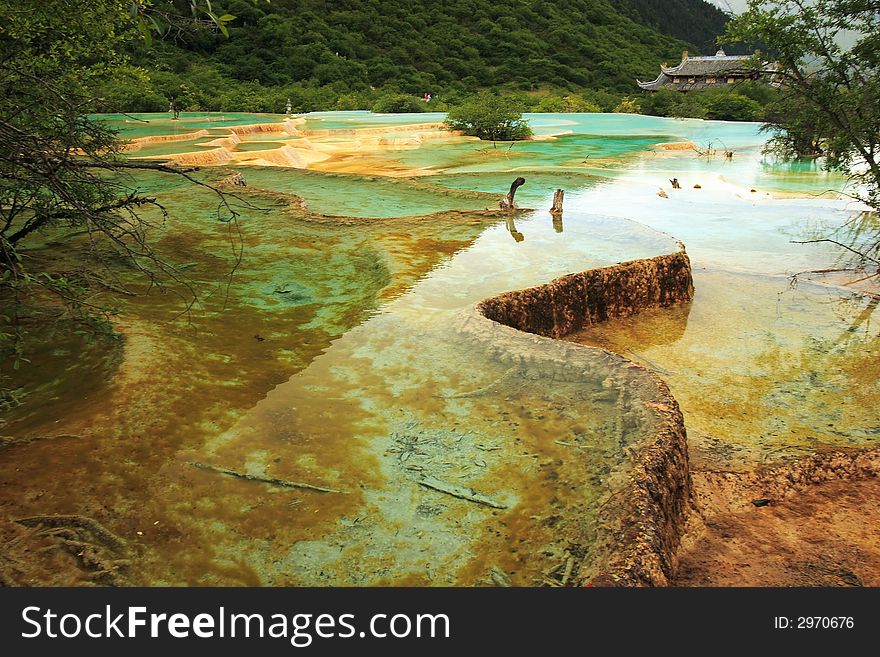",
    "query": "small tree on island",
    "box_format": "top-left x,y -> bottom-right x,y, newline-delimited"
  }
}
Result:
371,93 -> 424,113
445,93 -> 532,141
